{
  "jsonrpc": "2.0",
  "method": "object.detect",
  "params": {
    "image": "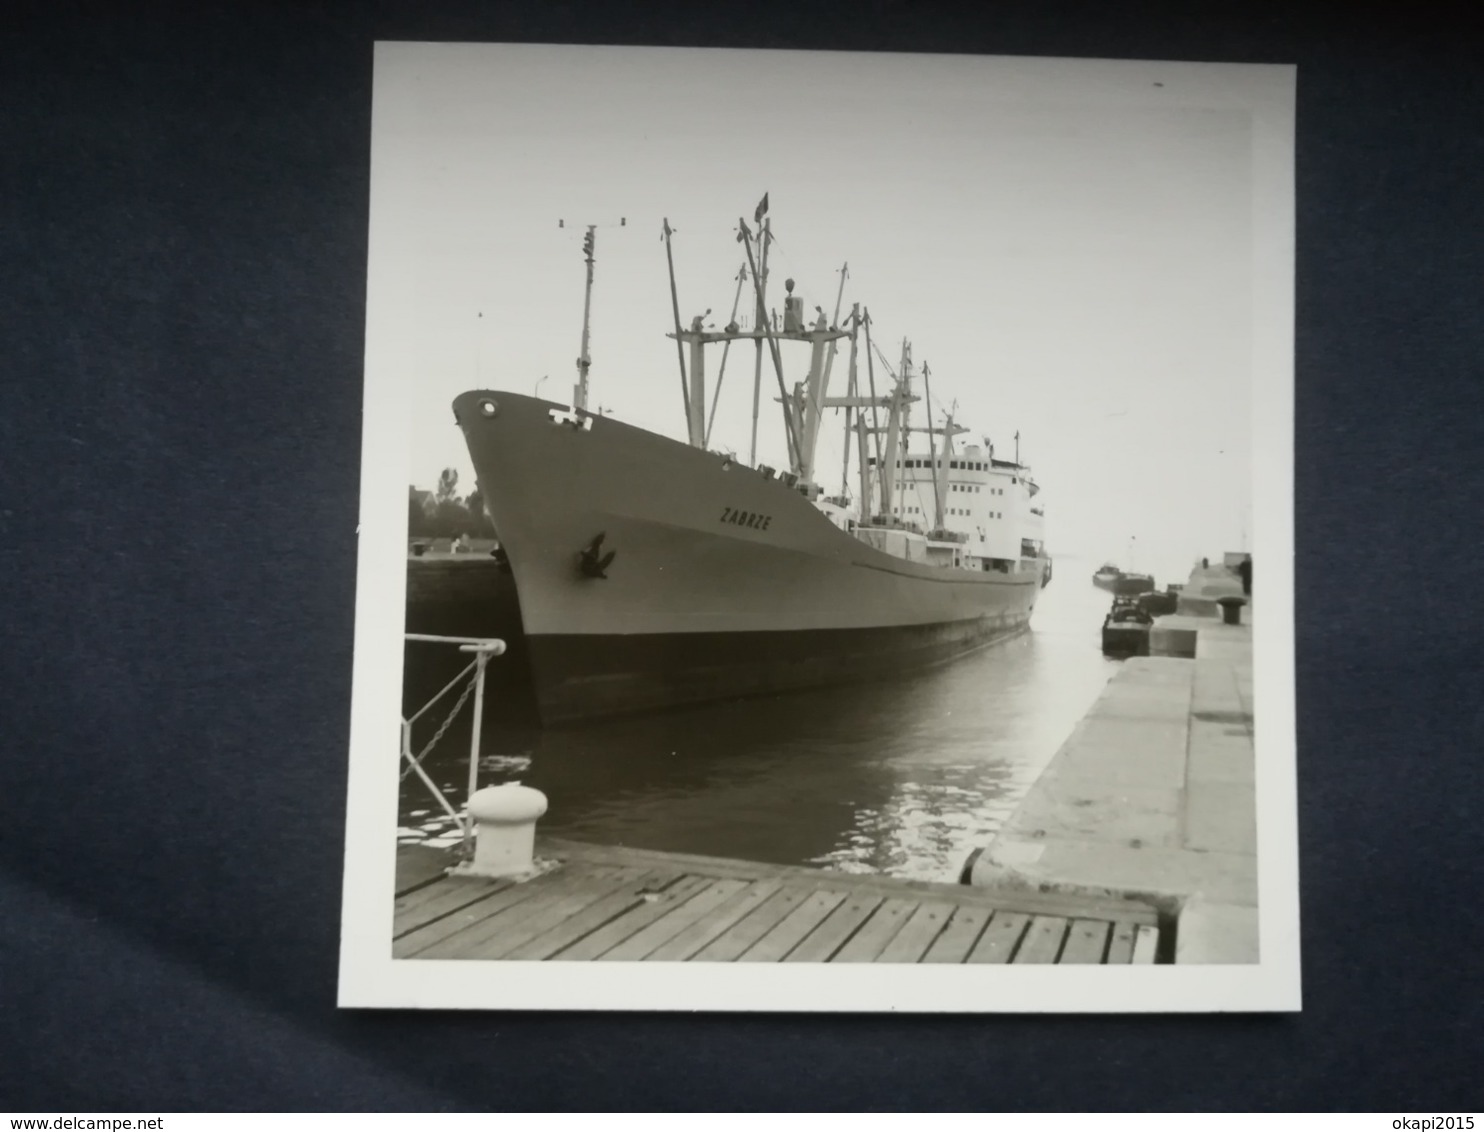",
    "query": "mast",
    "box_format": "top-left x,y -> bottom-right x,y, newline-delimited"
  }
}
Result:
749,220 -> 770,467
816,308 -> 888,519
940,407 -> 960,526
704,262 -> 749,448
854,315 -> 873,518
557,215 -> 626,406
661,219 -> 693,432
796,308 -> 832,483
881,355 -> 907,522
558,217 -> 626,407
884,340 -> 913,519
573,226 -> 596,410
797,263 -> 847,486
922,361 -> 943,531
685,309 -> 710,447
863,312 -> 885,517
841,303 -> 859,498
738,217 -> 801,469
899,339 -> 913,437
